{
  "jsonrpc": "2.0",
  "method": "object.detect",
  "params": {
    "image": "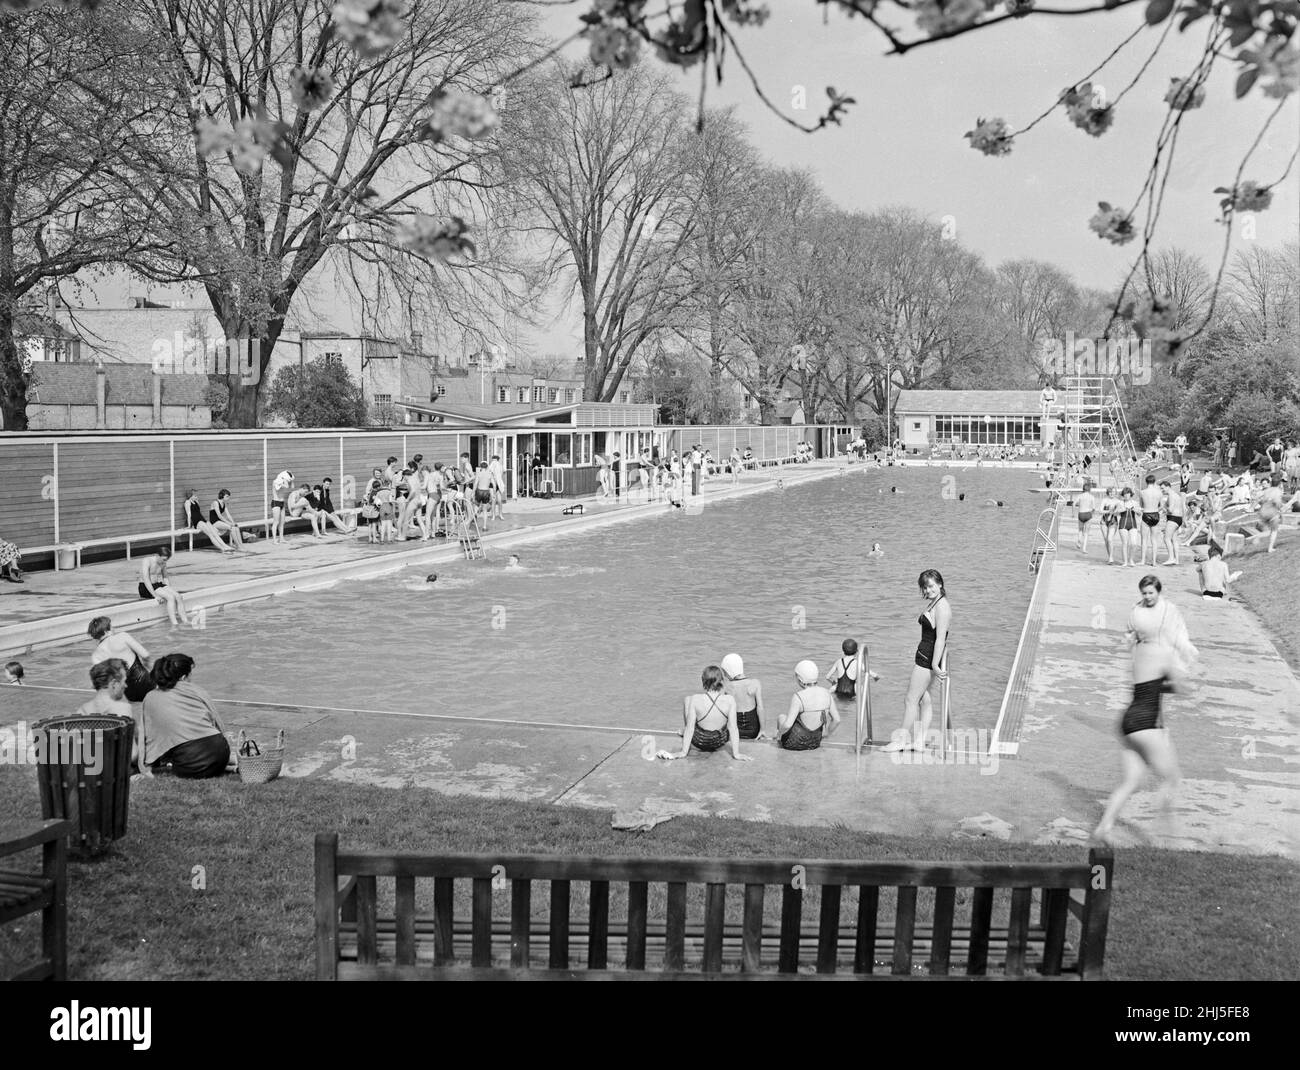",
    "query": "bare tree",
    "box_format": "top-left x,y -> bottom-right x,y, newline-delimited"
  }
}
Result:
0,4 -> 174,429
127,0 -> 537,426
499,63 -> 701,402
1226,242 -> 1299,344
